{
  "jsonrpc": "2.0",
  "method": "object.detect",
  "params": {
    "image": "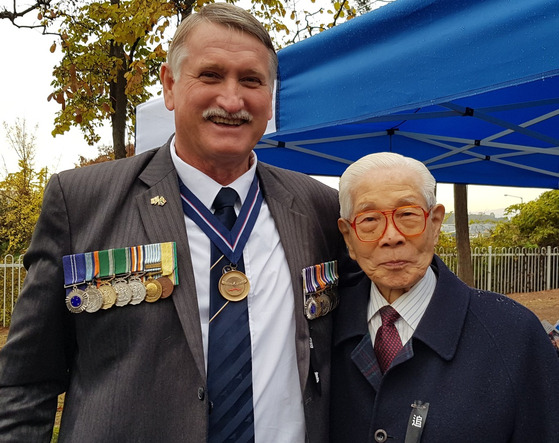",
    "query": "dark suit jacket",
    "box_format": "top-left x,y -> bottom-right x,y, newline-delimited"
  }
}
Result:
0,142 -> 349,442
330,256 -> 559,443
